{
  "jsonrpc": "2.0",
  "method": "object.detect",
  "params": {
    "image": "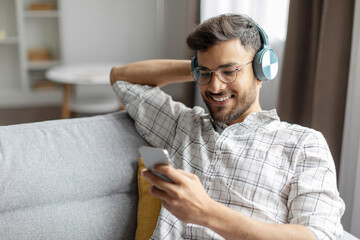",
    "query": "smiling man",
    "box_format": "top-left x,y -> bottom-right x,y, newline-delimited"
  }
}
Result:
110,14 -> 344,240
